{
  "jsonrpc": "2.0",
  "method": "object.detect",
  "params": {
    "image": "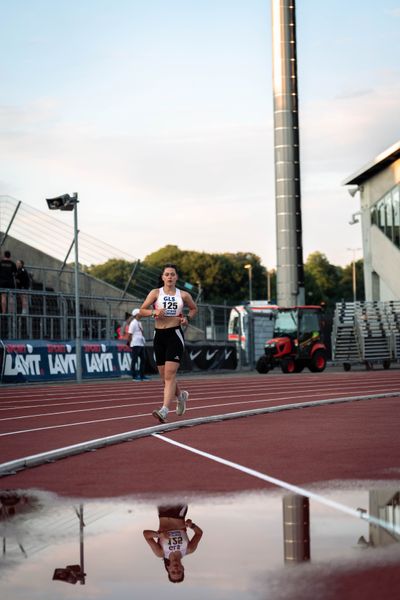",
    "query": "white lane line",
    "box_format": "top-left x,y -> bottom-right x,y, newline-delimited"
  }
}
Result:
0,392 -> 291,422
1,391 -> 398,479
1,385 -> 399,425
0,378 -> 395,410
0,389 -> 159,406
1,389 -> 399,437
153,433 -> 400,536
0,382 -> 400,412
0,412 -> 153,436
2,372 -> 400,404
0,402 -> 153,421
